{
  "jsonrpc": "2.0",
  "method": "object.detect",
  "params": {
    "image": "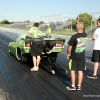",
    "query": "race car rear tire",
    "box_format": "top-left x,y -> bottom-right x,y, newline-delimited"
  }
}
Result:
48,52 -> 57,63
20,55 -> 28,63
17,48 -> 28,63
